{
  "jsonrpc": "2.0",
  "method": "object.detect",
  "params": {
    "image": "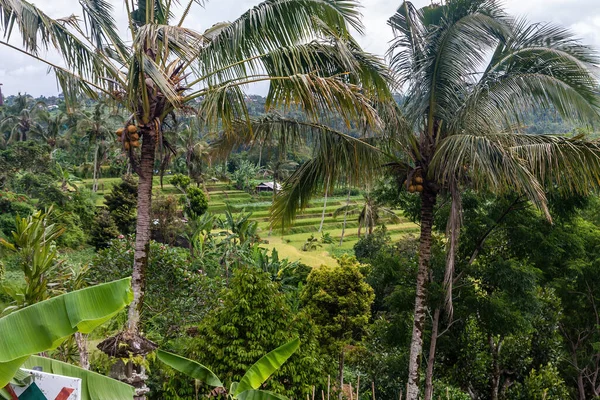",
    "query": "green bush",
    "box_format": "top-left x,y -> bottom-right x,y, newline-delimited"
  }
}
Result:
169,174 -> 191,190
89,209 -> 120,249
182,187 -> 208,218
104,175 -> 137,234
